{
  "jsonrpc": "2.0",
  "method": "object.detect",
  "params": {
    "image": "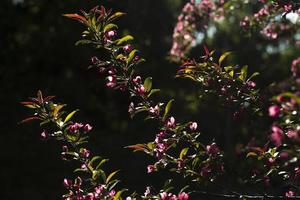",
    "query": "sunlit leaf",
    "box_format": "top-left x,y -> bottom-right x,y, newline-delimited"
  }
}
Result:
163,99 -> 174,121
143,77 -> 152,93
